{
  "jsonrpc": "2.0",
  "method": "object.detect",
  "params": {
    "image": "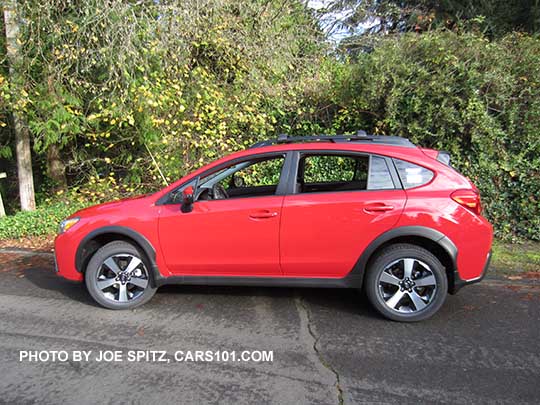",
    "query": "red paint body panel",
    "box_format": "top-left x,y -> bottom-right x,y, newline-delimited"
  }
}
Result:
54,141 -> 493,286
280,190 -> 406,277
158,196 -> 283,276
